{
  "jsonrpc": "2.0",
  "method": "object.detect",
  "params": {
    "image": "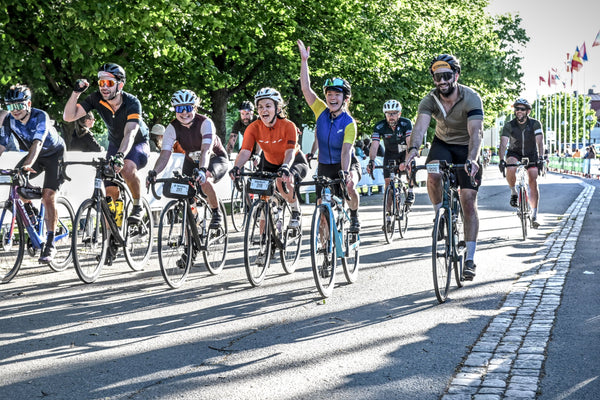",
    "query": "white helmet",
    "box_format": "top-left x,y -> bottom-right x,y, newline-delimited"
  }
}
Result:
383,99 -> 402,113
254,87 -> 283,107
171,89 -> 198,106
